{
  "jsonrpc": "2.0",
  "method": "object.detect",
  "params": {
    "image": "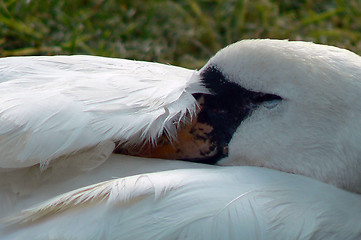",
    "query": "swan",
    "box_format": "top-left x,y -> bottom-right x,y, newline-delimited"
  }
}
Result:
1,39 -> 361,239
